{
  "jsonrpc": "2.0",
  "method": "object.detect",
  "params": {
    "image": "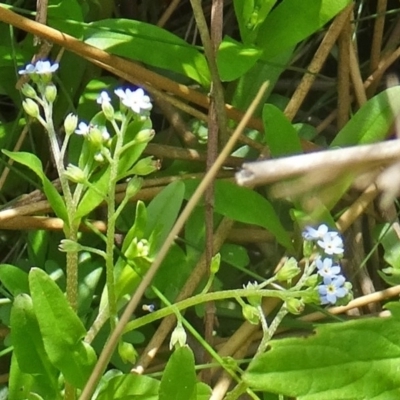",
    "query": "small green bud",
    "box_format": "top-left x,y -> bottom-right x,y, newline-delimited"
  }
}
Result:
303,273 -> 319,288
87,126 -> 104,149
94,152 -> 105,163
303,239 -> 314,258
21,83 -> 37,99
126,176 -> 142,198
125,238 -> 150,259
59,239 -> 82,252
169,322 -> 187,350
64,164 -> 87,184
102,101 -> 115,121
276,257 -> 301,282
242,304 -> 259,325
133,129 -> 155,144
243,281 -> 262,307
210,253 -> 221,274
118,341 -> 138,364
22,98 -> 40,118
301,288 -> 321,304
285,298 -> 304,315
130,157 -> 160,176
44,83 -> 57,103
64,114 -> 78,136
